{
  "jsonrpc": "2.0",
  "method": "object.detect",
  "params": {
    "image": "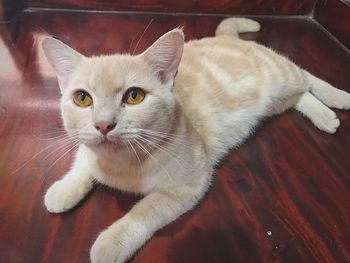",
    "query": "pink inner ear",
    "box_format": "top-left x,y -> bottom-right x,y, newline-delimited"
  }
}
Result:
42,37 -> 83,90
142,29 -> 184,84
